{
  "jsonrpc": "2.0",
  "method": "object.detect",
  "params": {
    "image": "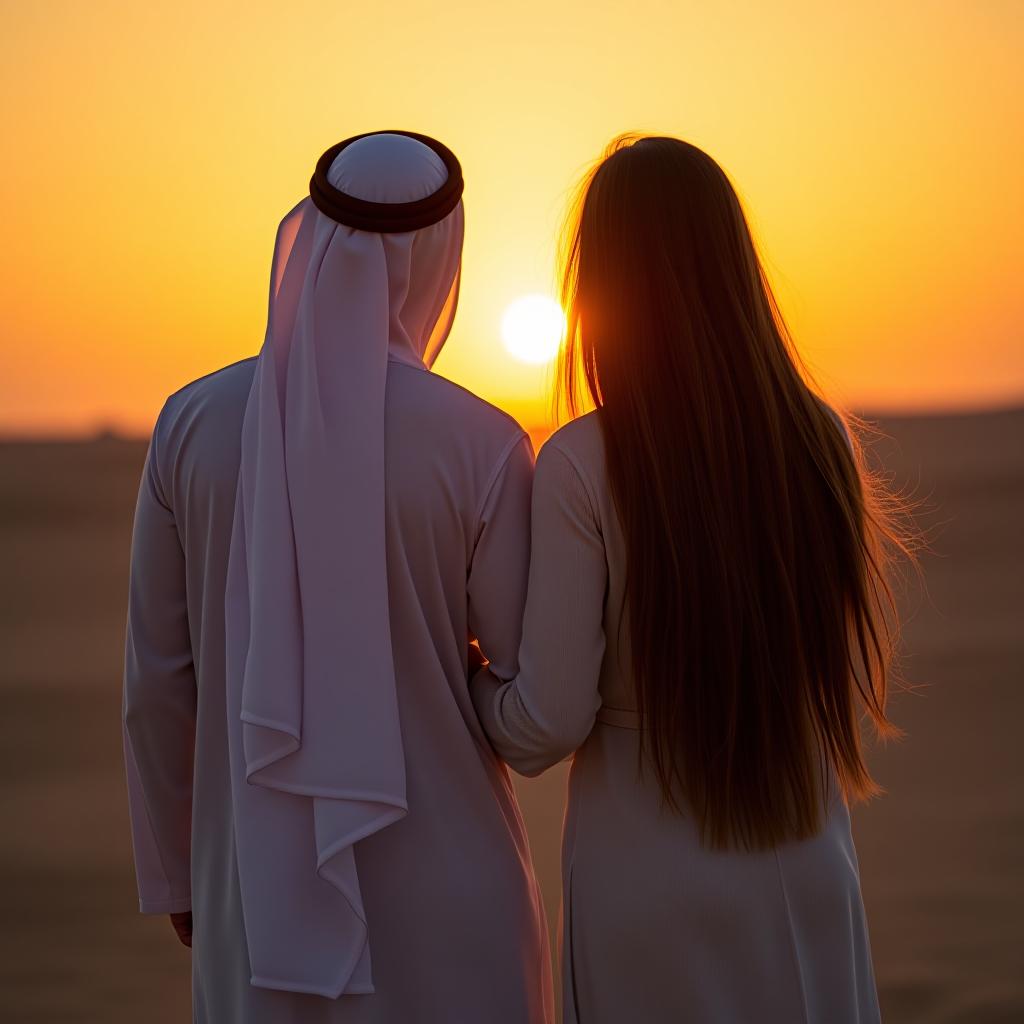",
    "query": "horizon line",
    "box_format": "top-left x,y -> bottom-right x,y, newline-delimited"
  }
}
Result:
2,397 -> 1023,445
